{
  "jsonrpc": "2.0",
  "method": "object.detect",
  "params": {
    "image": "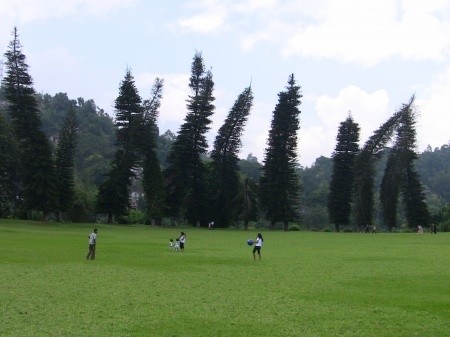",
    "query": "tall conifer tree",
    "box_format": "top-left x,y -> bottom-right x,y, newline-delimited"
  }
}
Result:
211,86 -> 253,227
260,74 -> 302,230
2,27 -> 57,218
165,52 -> 215,226
142,78 -> 166,225
380,100 -> 429,229
97,69 -> 143,222
55,108 -> 78,219
328,114 -> 360,232
380,150 -> 401,230
353,99 -> 412,229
